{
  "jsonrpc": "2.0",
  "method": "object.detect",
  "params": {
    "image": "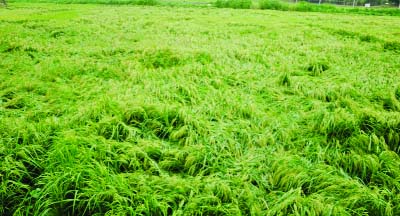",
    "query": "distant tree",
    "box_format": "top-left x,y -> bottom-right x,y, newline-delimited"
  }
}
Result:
1,0 -> 6,6
388,0 -> 399,6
